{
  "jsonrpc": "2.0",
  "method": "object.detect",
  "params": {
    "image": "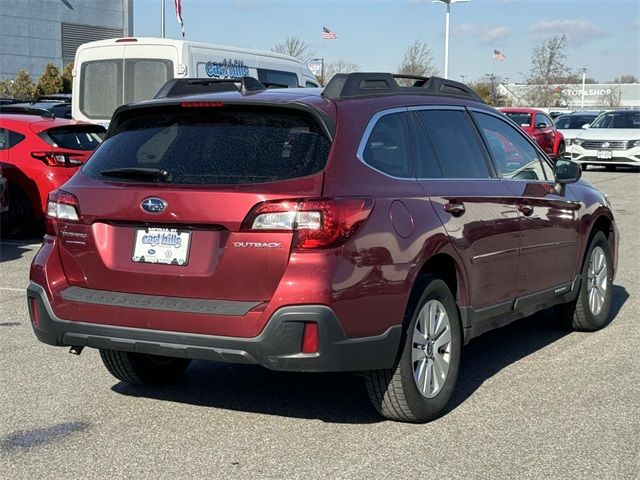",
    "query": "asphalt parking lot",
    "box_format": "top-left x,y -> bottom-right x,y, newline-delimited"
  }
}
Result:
0,168 -> 638,479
